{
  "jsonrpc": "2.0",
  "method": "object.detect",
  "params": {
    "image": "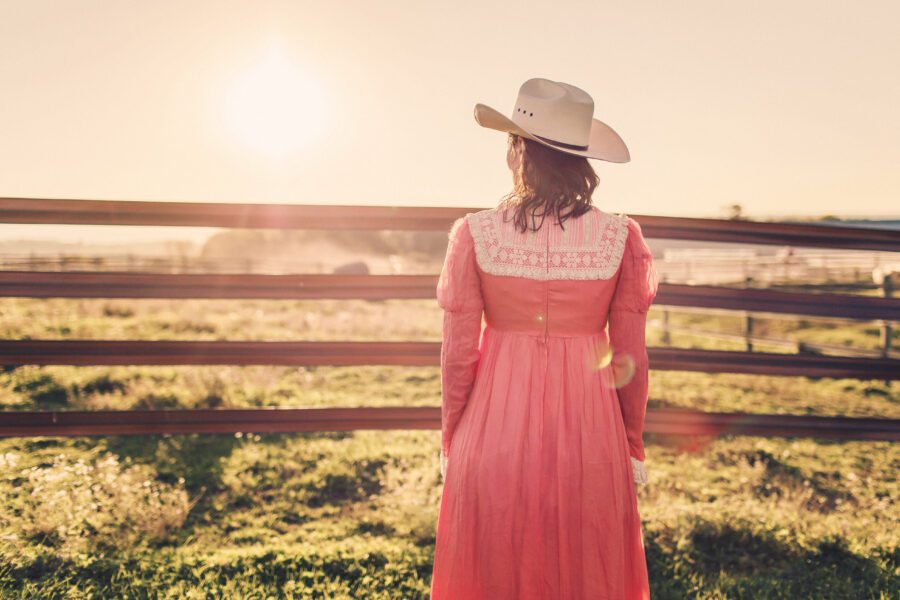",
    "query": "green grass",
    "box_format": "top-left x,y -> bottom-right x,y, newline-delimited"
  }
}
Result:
1,433 -> 895,598
0,297 -> 897,598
